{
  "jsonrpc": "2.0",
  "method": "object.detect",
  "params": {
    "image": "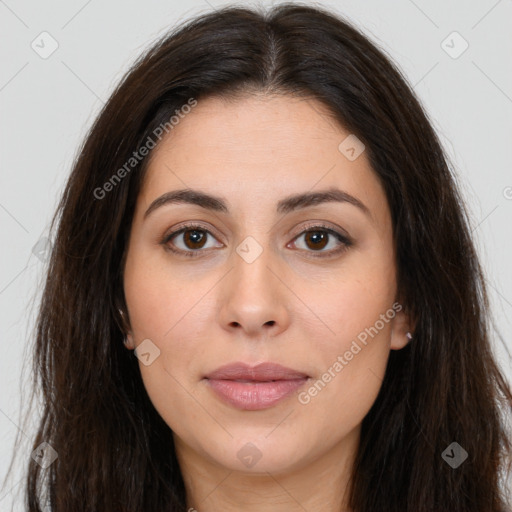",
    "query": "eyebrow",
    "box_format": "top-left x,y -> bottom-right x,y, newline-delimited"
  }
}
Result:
143,187 -> 371,219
